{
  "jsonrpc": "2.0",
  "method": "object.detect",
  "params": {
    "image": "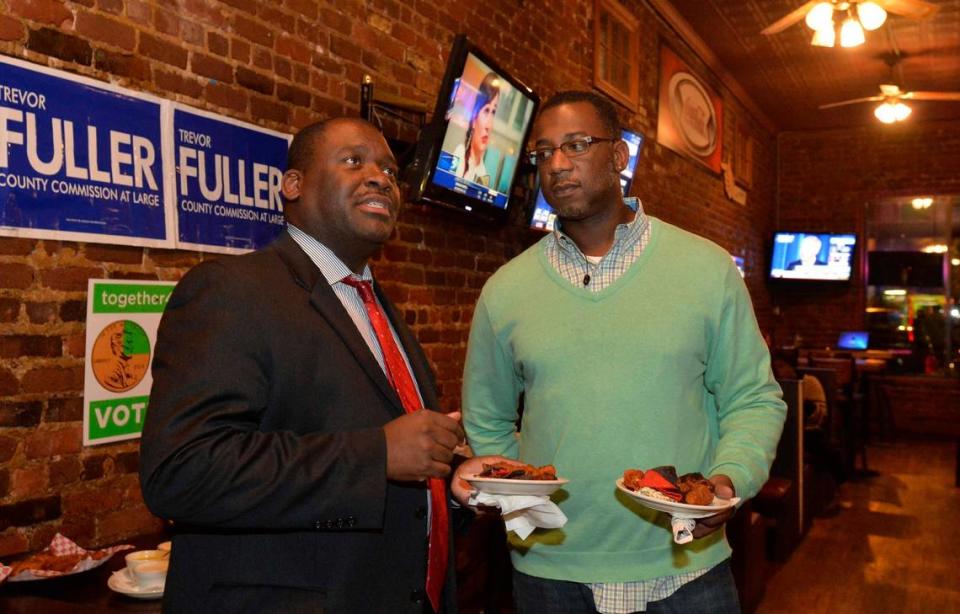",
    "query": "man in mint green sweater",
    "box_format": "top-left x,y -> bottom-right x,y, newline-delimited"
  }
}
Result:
453,91 -> 786,613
